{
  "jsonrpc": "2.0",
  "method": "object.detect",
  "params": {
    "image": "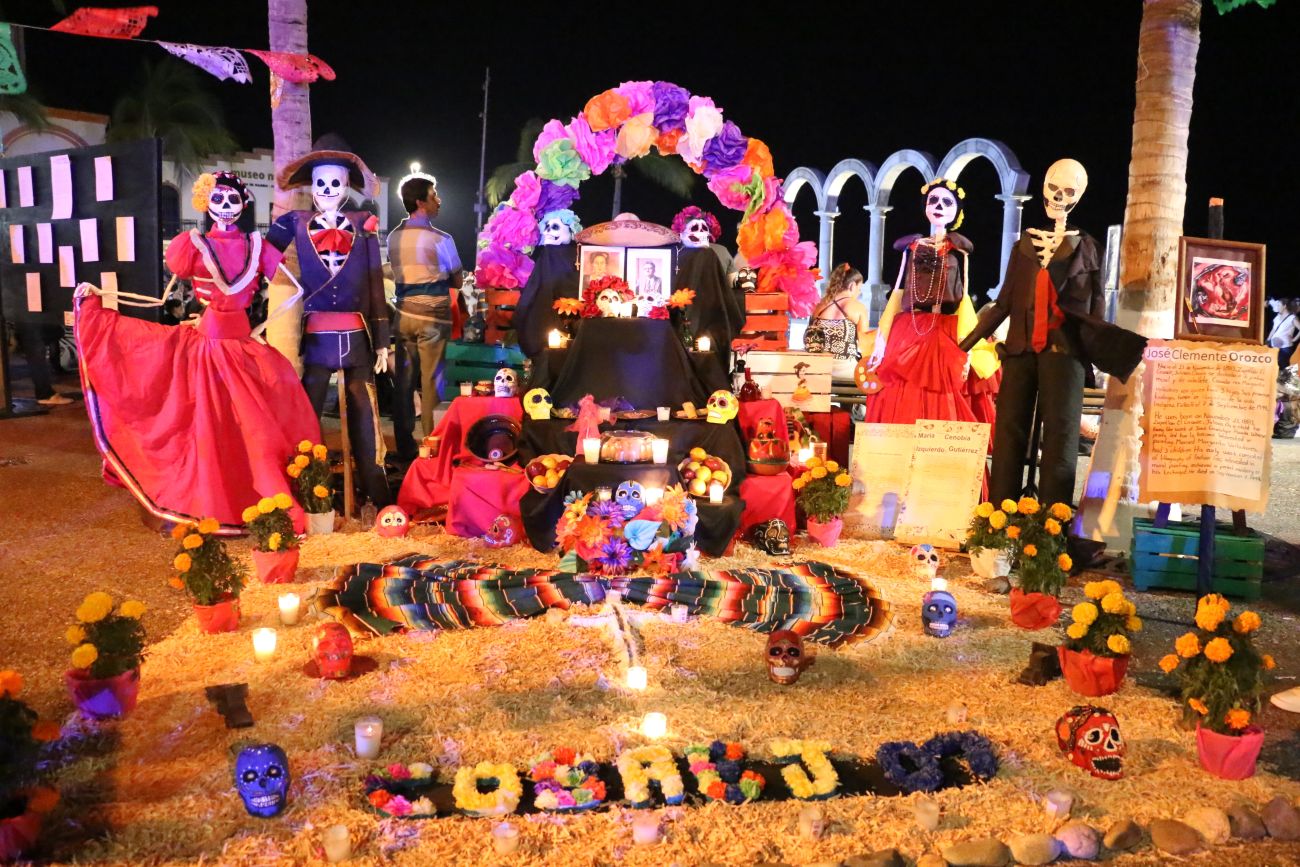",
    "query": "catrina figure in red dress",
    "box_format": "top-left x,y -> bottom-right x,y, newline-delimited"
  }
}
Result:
75,172 -> 320,533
